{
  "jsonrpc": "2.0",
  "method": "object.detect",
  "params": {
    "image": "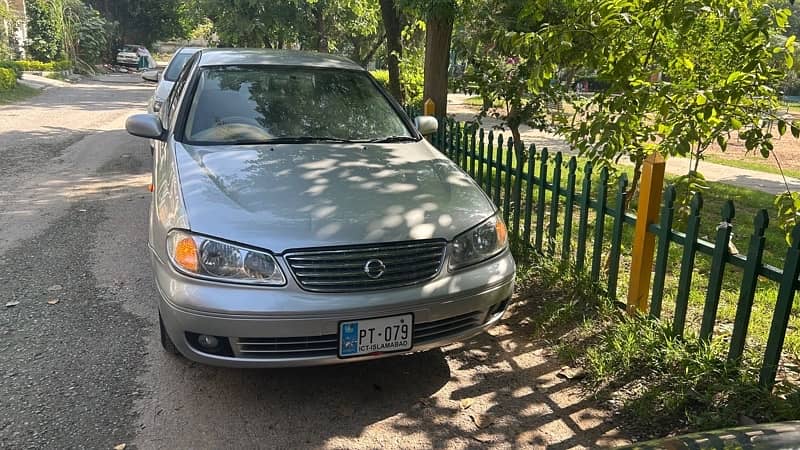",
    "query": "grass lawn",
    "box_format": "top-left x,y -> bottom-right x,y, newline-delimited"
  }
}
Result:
702,154 -> 800,179
0,83 -> 41,105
